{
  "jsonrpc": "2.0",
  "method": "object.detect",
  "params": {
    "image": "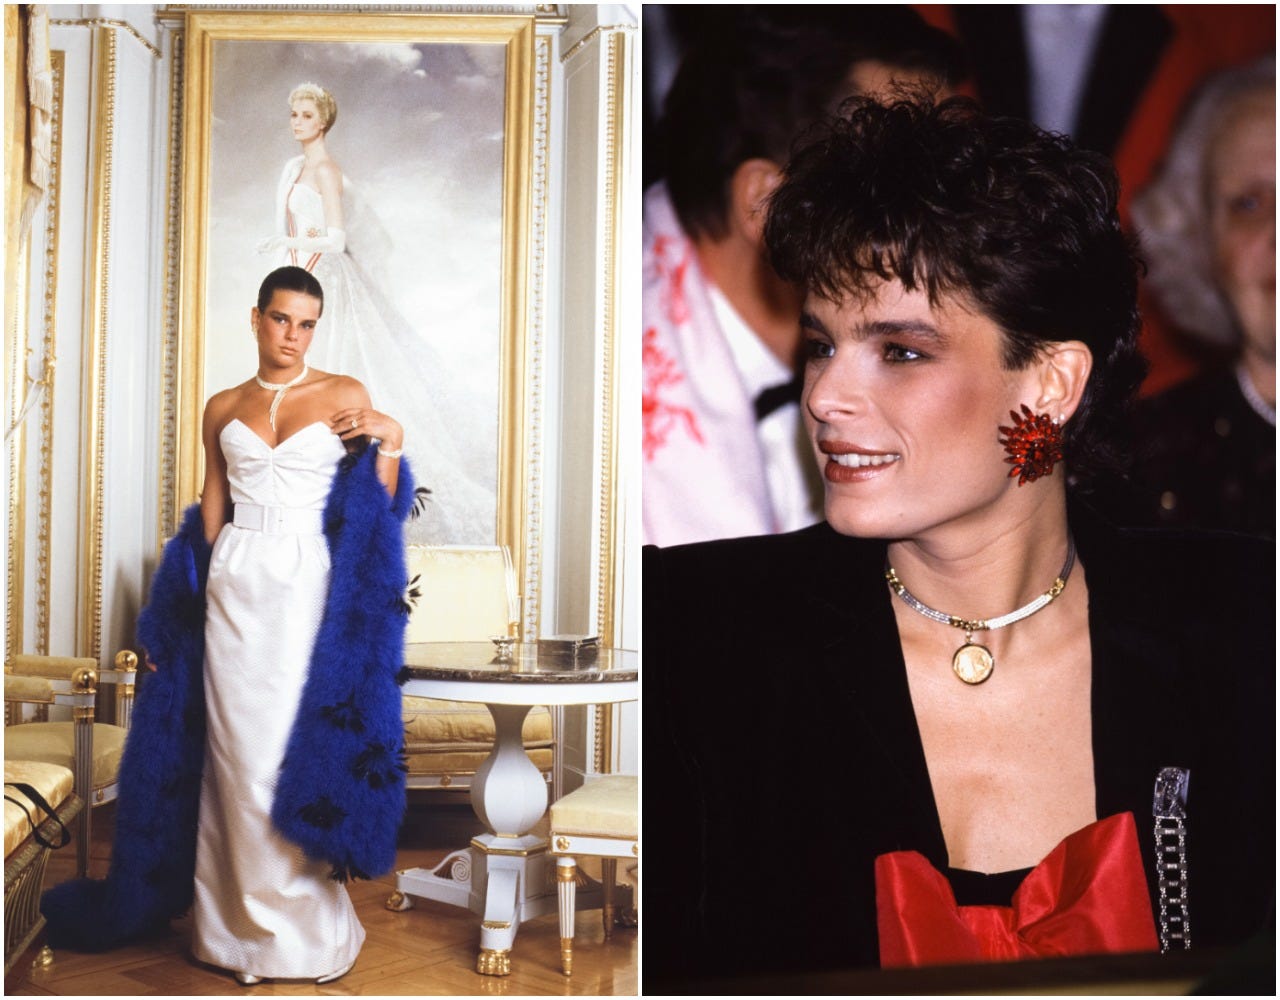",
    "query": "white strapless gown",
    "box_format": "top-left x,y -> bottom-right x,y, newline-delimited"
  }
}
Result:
273,155 -> 496,546
192,419 -> 364,980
